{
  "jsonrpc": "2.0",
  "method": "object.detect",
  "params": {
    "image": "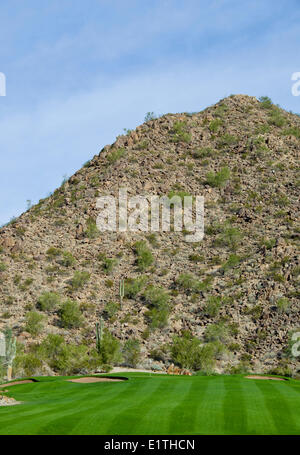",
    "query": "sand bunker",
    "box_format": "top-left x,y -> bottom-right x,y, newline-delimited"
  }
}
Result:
68,376 -> 126,384
245,375 -> 286,381
0,379 -> 35,388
